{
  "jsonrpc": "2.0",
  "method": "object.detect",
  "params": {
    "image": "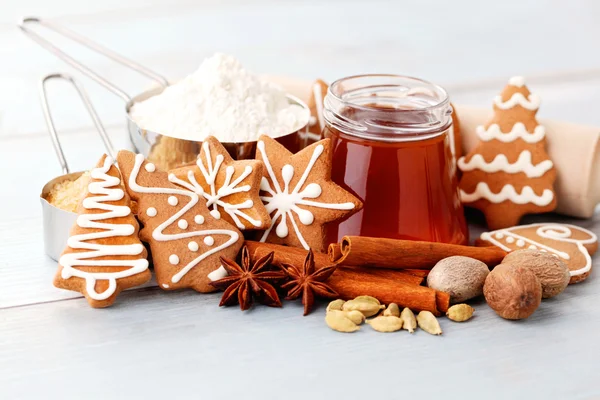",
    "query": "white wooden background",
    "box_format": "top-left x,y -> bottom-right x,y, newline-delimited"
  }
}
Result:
2,1 -> 600,399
